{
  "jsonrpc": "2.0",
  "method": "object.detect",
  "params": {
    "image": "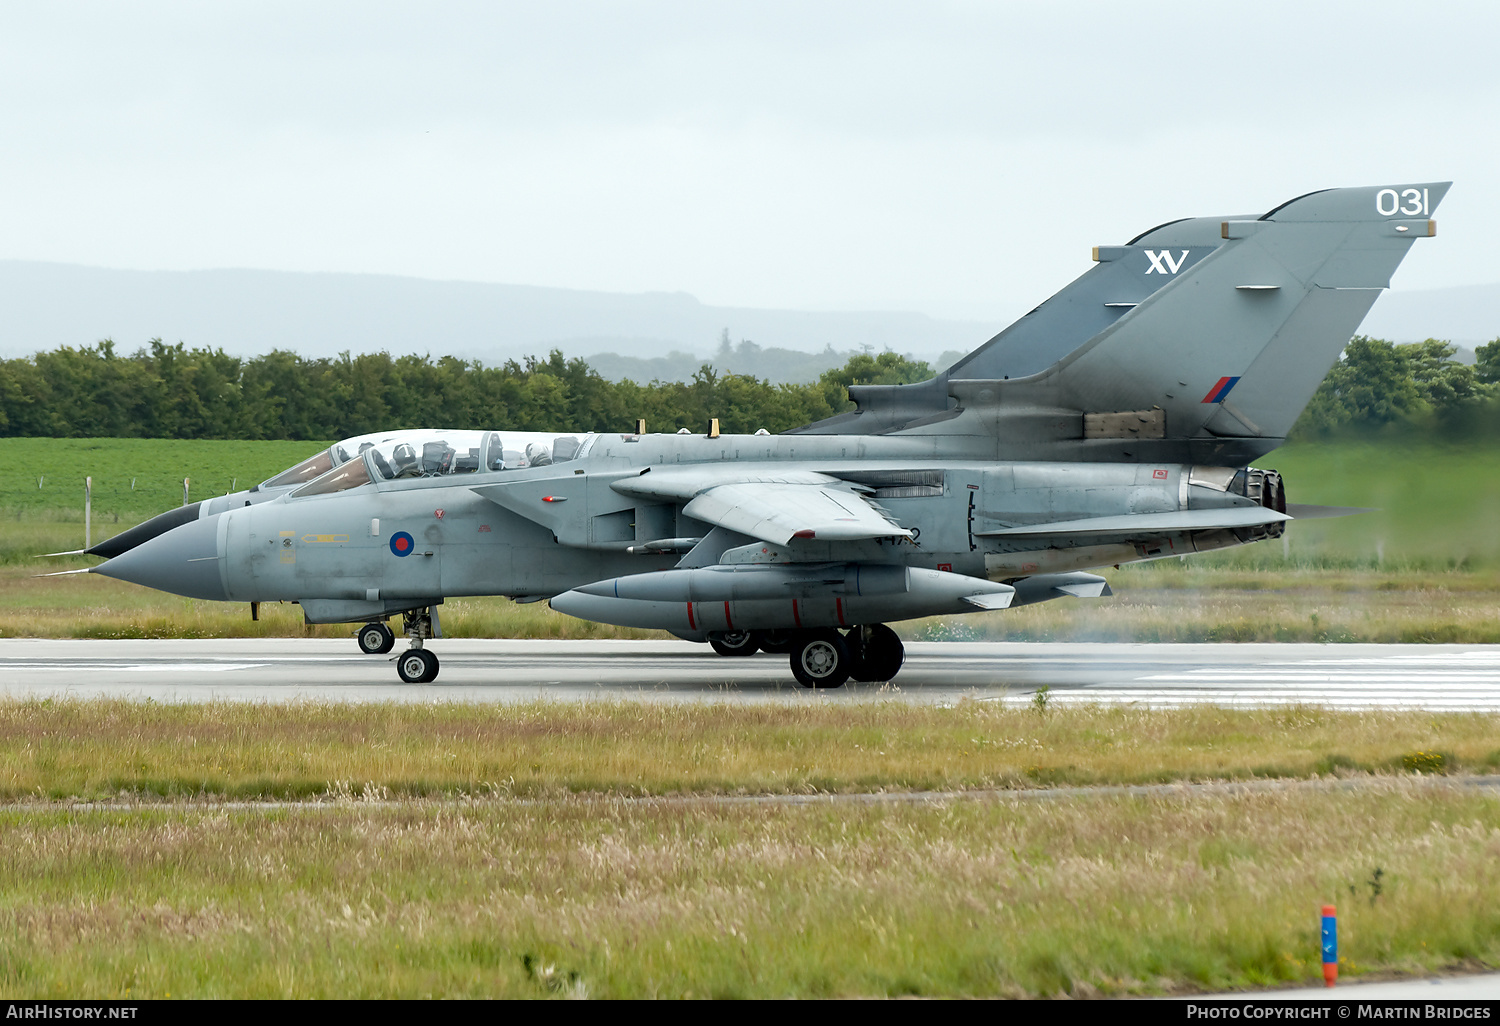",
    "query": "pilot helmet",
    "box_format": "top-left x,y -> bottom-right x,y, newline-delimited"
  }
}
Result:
391,443 -> 418,474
